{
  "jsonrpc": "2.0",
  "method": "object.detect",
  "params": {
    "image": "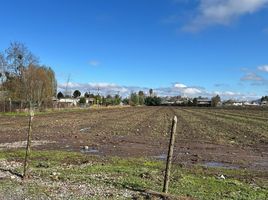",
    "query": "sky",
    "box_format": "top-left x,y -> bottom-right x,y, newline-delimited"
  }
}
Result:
0,0 -> 268,100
